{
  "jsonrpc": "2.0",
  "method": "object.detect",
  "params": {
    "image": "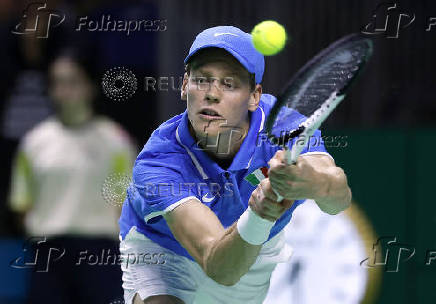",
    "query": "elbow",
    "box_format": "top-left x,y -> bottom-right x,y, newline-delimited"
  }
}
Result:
340,182 -> 352,212
319,205 -> 342,215
204,259 -> 241,286
323,187 -> 352,215
203,252 -> 242,286
207,272 -> 240,286
329,169 -> 352,214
